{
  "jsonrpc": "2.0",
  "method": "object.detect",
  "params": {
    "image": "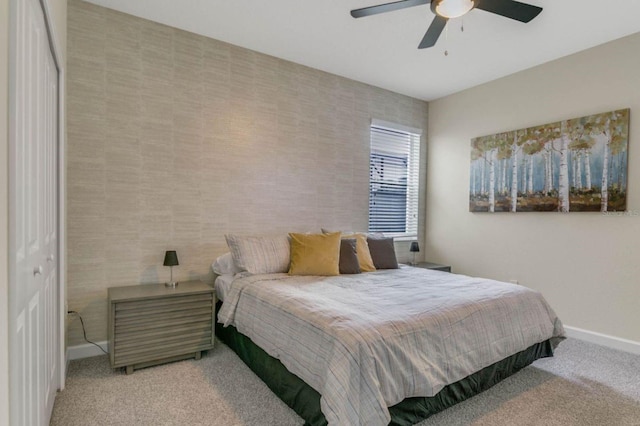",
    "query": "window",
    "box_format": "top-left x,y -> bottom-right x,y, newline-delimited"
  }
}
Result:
368,120 -> 421,239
